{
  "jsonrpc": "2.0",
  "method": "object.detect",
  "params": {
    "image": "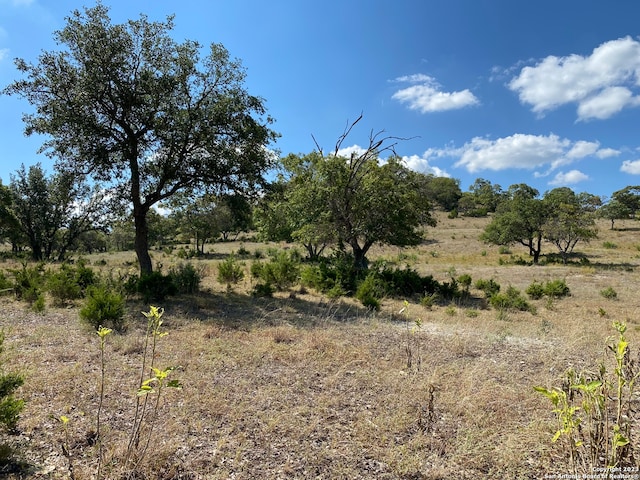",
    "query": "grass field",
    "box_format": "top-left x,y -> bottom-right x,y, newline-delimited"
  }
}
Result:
2,213 -> 640,479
